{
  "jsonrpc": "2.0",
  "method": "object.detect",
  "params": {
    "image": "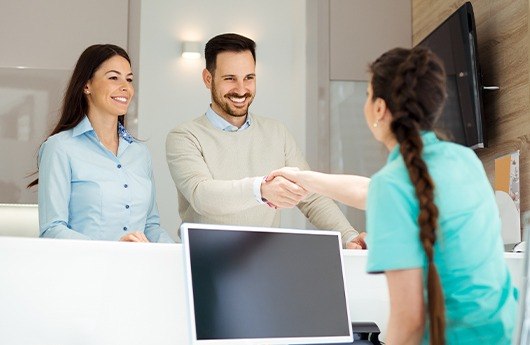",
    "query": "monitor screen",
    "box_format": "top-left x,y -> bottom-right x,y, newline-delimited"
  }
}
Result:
181,223 -> 352,345
418,1 -> 485,149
